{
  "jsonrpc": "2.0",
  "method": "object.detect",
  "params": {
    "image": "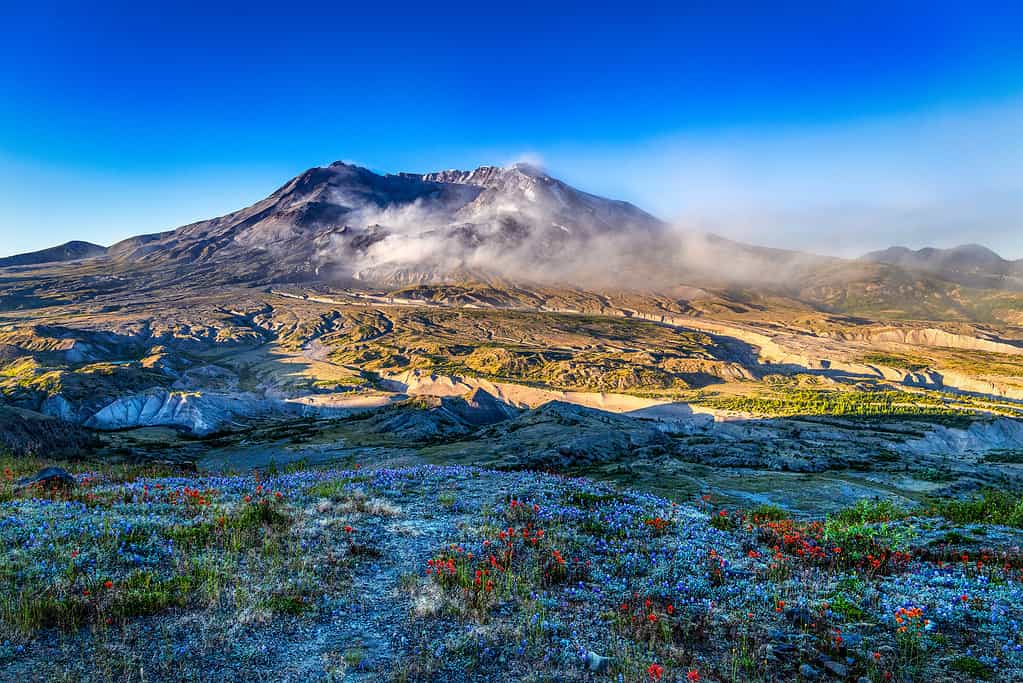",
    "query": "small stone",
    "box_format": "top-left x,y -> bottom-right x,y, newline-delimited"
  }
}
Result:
799,663 -> 821,680
840,633 -> 863,649
765,642 -> 799,662
785,607 -> 814,628
584,651 -> 612,673
821,659 -> 848,677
